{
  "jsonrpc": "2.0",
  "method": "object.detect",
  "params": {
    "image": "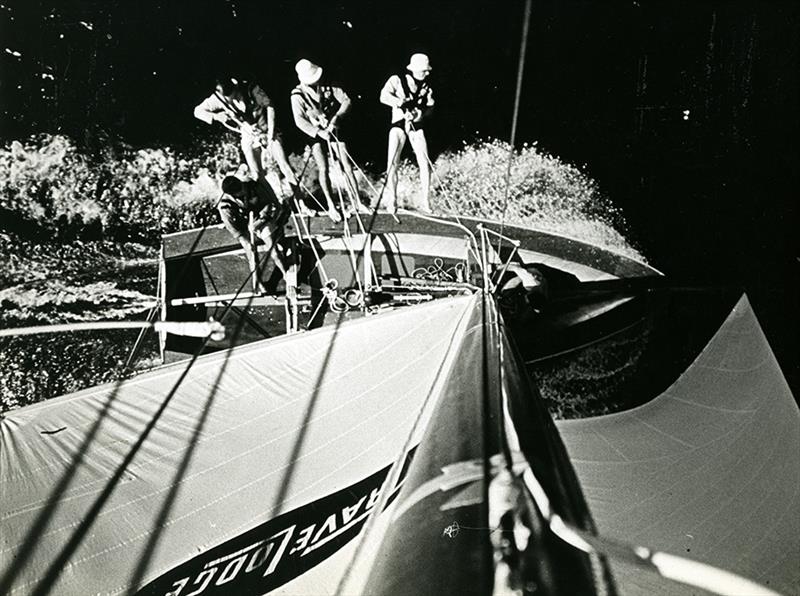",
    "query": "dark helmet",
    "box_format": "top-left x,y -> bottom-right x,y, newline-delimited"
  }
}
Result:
215,77 -> 239,97
221,175 -> 244,196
